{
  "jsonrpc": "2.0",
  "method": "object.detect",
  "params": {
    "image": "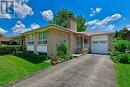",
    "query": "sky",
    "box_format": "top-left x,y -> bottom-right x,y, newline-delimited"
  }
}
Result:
0,0 -> 130,36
